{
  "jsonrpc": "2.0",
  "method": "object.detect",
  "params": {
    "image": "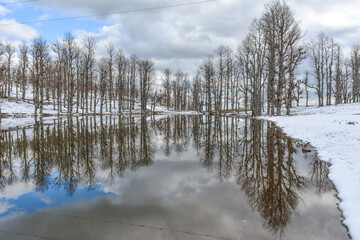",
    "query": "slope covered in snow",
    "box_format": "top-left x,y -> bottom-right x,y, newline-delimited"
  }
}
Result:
263,103 -> 360,239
